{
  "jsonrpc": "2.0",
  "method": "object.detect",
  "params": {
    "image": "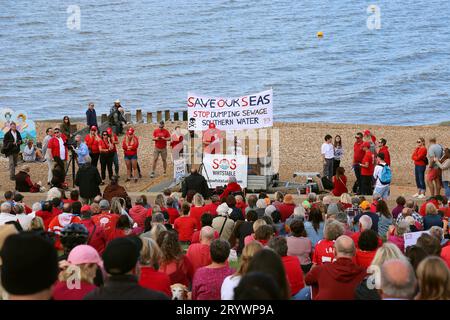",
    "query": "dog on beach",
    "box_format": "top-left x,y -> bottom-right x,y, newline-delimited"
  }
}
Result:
170,283 -> 189,300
